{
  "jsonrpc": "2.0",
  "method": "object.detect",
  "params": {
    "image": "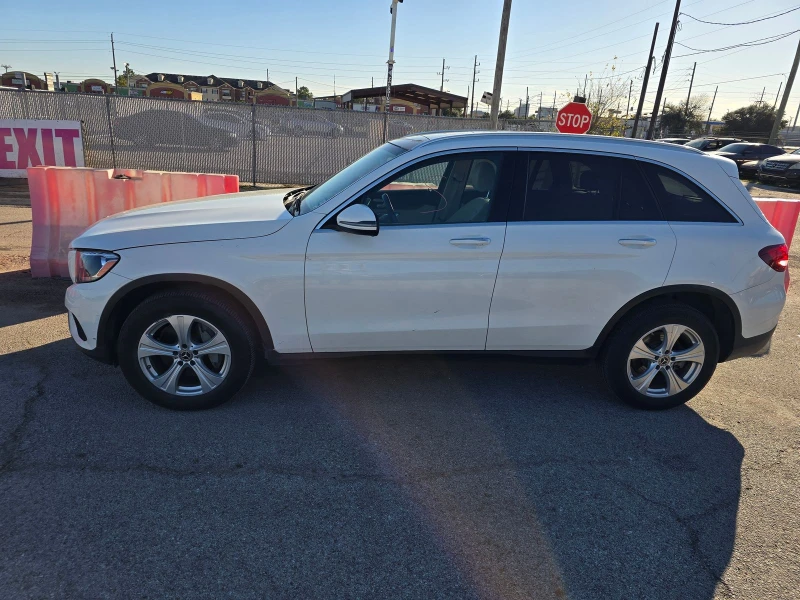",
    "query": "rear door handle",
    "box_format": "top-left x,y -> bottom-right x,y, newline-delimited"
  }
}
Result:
450,237 -> 491,248
618,238 -> 657,248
